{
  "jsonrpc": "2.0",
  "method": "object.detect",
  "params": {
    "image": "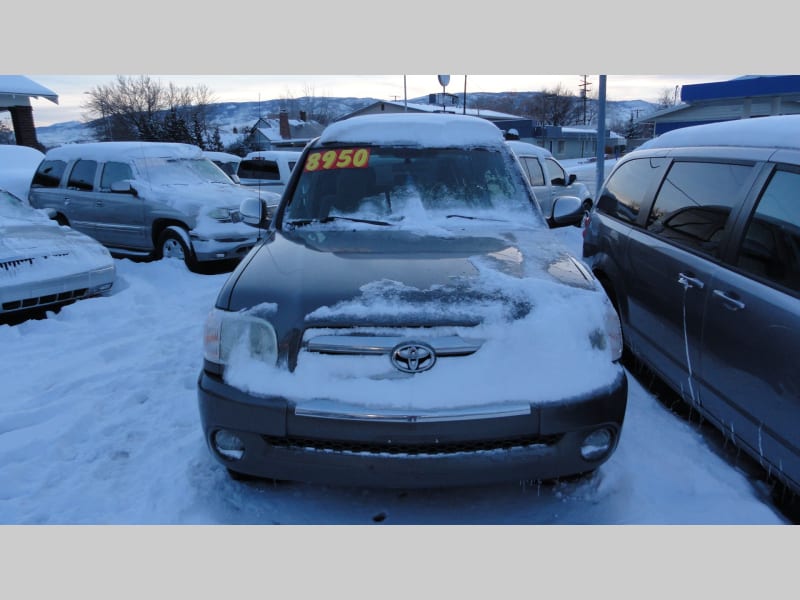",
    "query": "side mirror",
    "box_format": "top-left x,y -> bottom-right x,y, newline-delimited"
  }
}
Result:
568,173 -> 577,185
547,195 -> 584,228
230,173 -> 241,184
240,197 -> 270,227
110,180 -> 137,196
